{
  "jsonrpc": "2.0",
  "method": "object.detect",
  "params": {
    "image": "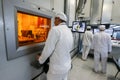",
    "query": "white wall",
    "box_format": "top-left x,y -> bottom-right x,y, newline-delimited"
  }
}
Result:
53,0 -> 64,12
78,0 -> 92,18
111,0 -> 120,24
26,0 -> 65,13
101,0 -> 113,24
66,0 -> 76,26
25,0 -> 52,10
69,0 -> 76,26
90,0 -> 103,24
